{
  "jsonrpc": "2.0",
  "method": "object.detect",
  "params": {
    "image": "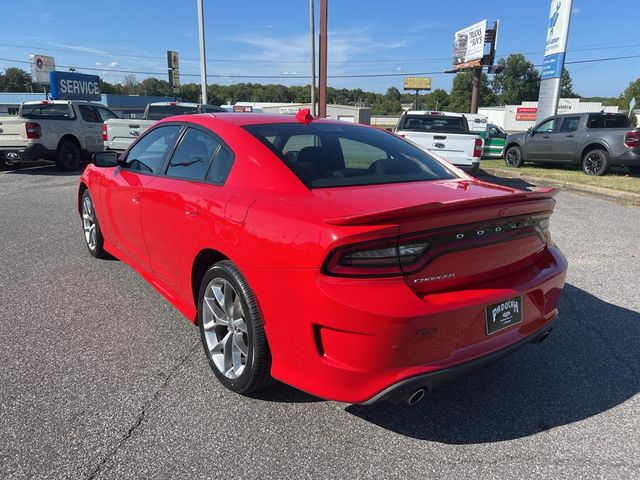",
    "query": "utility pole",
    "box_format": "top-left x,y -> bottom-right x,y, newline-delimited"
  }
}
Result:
196,0 -> 208,104
470,68 -> 481,113
309,0 -> 316,115
318,0 -> 328,118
